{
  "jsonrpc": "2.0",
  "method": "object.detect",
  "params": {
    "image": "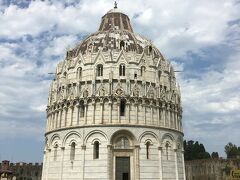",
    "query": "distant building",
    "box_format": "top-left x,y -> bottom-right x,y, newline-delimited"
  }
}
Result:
41,3 -> 185,180
0,161 -> 42,180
